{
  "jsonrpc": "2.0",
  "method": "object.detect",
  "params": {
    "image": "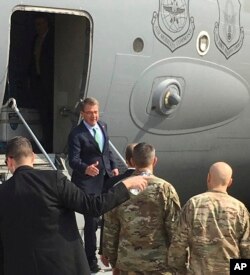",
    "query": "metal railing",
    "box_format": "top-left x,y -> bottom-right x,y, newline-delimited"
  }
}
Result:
2,98 -> 57,170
